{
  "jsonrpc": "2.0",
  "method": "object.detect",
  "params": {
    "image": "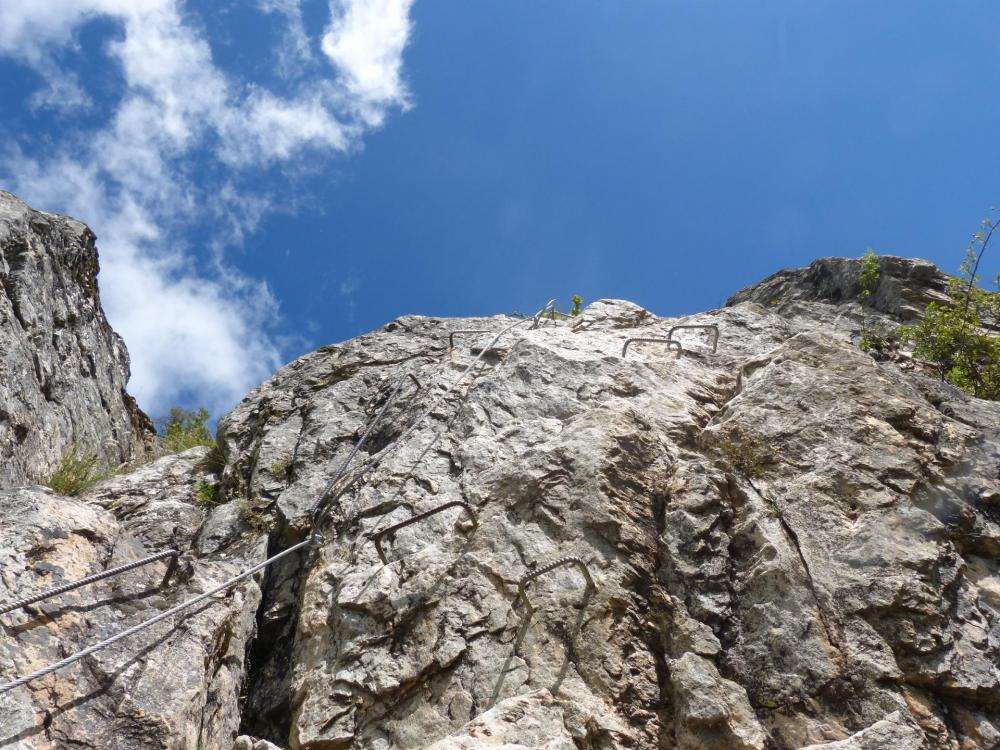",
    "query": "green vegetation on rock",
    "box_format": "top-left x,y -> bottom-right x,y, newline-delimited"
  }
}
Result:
43,447 -> 110,495
900,248 -> 999,400
159,407 -> 215,453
